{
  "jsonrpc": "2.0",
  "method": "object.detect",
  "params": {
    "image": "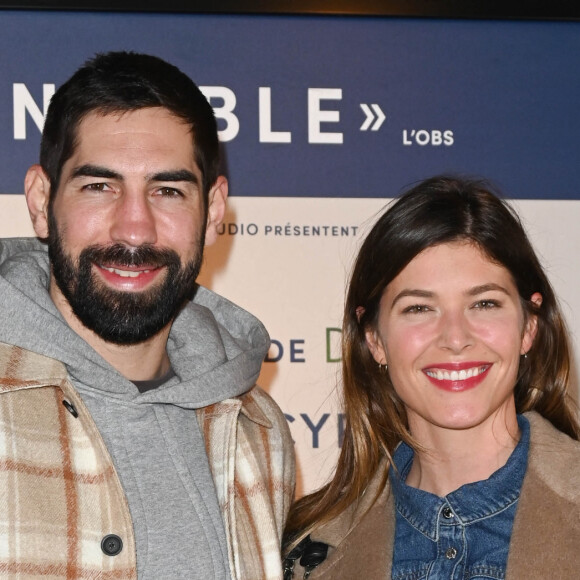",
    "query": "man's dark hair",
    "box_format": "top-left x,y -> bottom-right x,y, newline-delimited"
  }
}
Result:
40,51 -> 219,204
